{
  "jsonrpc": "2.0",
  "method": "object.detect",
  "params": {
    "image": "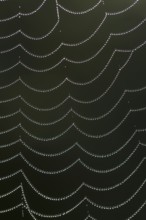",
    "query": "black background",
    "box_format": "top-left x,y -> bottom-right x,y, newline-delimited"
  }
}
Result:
0,0 -> 146,219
